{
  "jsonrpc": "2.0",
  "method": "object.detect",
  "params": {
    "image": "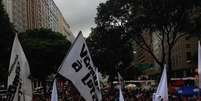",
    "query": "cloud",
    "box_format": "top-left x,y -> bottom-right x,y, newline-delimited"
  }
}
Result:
53,0 -> 107,37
